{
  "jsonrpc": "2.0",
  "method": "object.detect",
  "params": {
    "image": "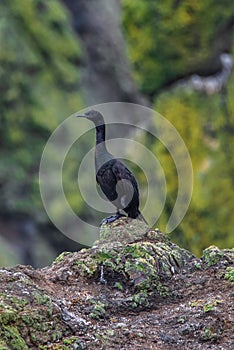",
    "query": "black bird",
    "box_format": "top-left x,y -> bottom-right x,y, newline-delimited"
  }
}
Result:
76,110 -> 145,224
